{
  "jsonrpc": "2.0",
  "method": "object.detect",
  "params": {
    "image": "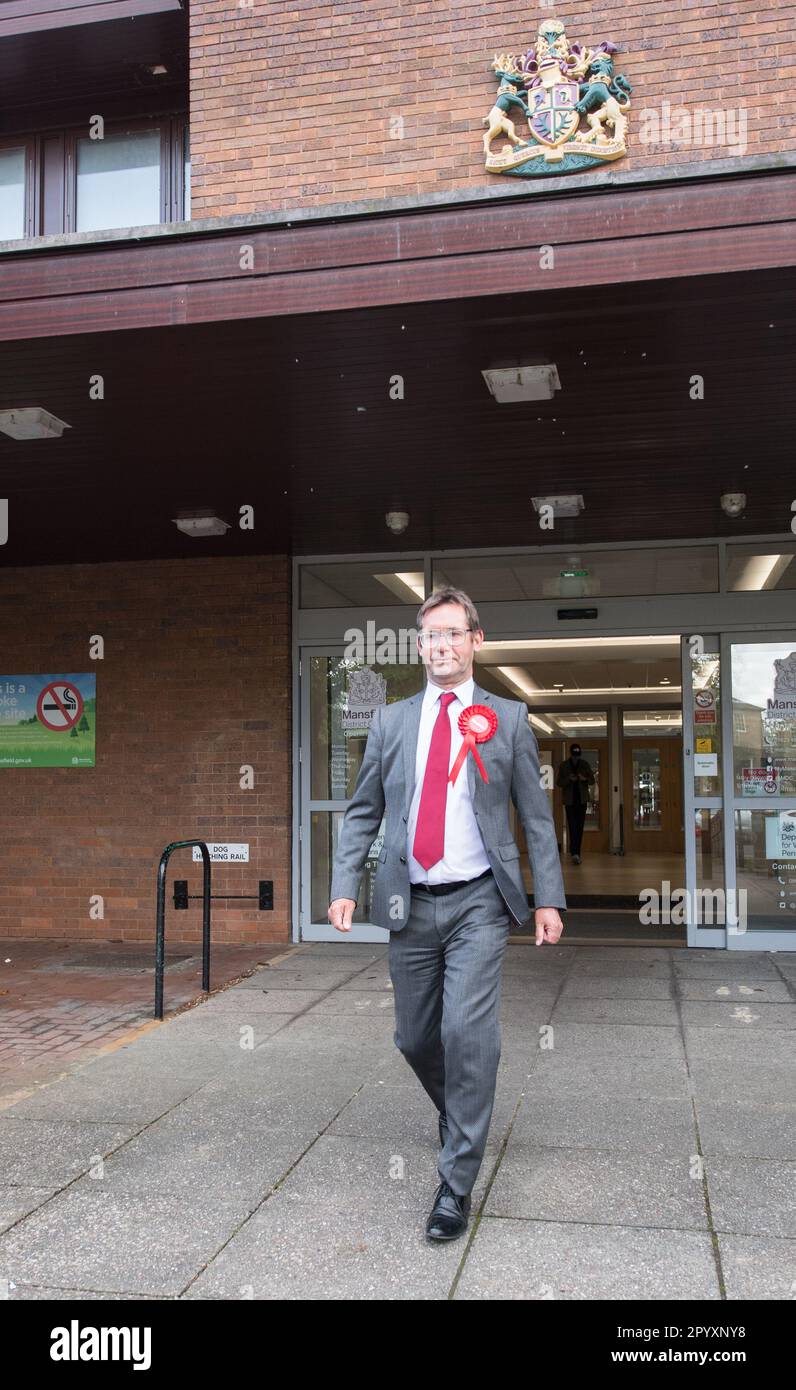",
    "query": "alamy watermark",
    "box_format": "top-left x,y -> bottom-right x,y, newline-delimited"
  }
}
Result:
638,101 -> 748,156
640,882 -> 748,933
344,623 -> 421,665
